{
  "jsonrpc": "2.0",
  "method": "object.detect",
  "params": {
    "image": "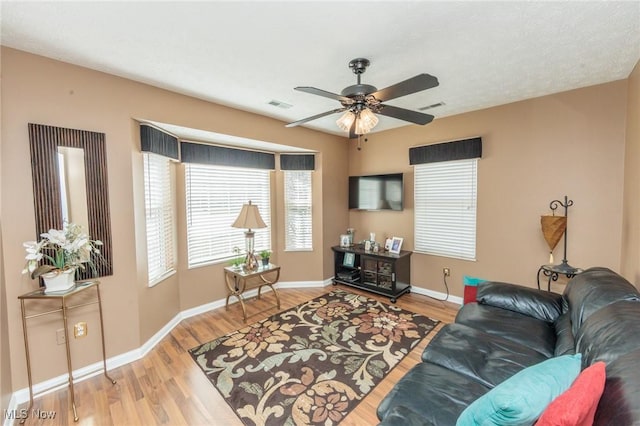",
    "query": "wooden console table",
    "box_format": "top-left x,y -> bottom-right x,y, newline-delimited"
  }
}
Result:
18,281 -> 115,423
224,264 -> 281,322
332,245 -> 412,303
